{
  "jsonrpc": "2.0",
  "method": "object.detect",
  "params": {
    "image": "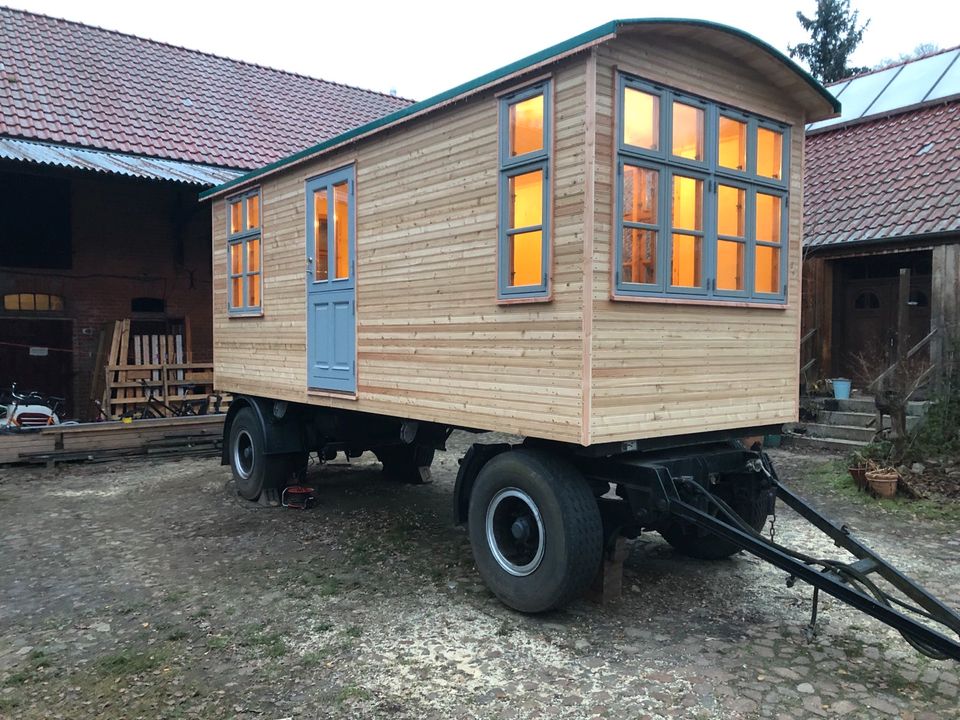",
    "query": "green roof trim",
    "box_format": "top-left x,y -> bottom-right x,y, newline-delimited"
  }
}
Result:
201,18 -> 837,200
